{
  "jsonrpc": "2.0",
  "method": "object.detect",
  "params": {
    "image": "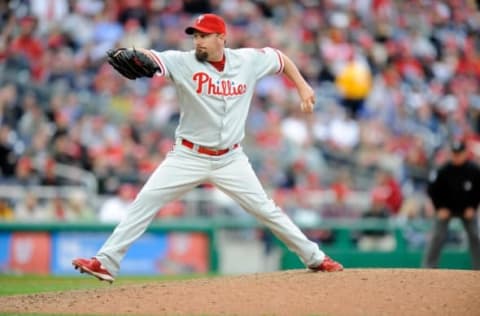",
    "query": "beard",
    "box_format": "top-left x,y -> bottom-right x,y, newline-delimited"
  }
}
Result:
195,50 -> 208,62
